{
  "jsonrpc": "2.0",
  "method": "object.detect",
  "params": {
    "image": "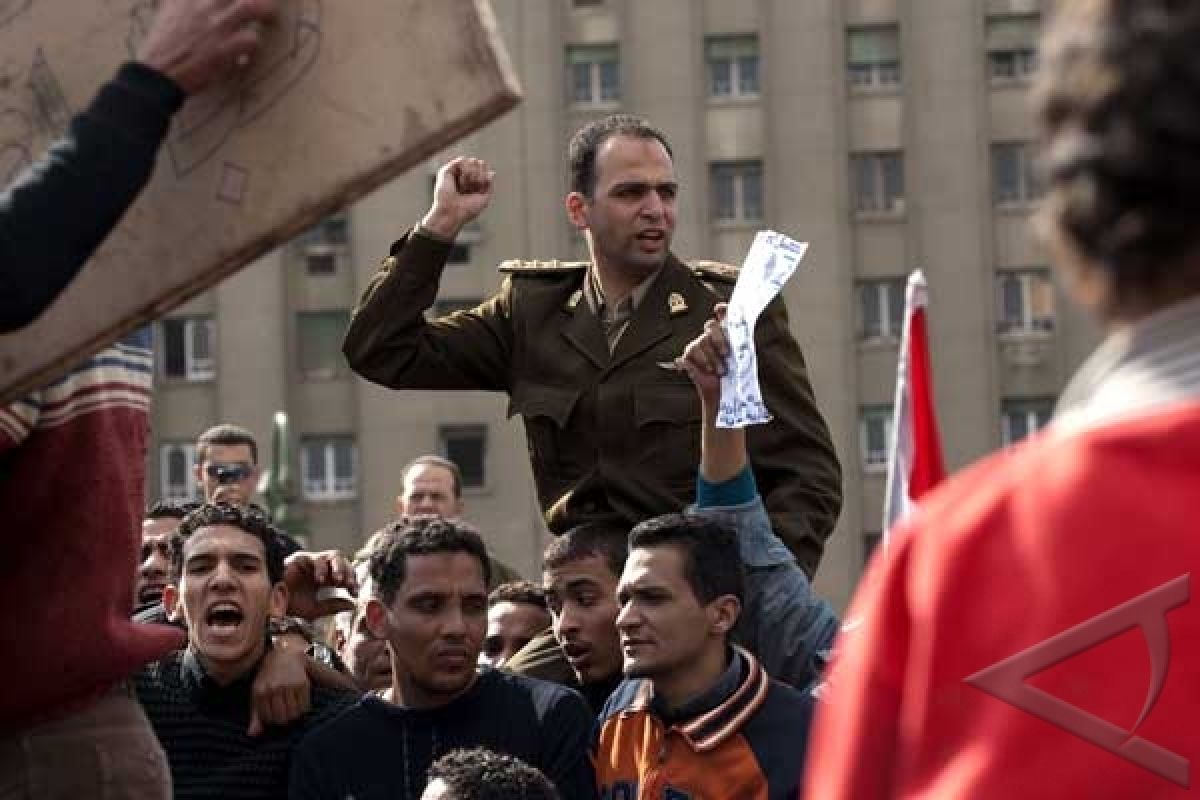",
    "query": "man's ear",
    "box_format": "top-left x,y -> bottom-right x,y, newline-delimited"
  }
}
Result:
394,495 -> 406,518
269,583 -> 289,619
364,598 -> 389,640
708,595 -> 741,638
163,584 -> 183,622
565,192 -> 589,229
